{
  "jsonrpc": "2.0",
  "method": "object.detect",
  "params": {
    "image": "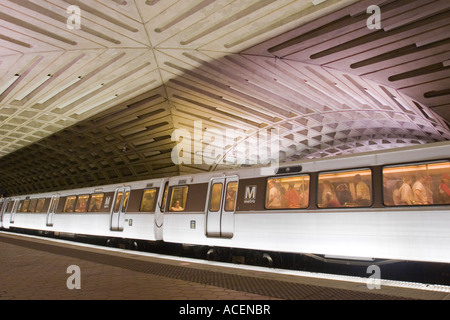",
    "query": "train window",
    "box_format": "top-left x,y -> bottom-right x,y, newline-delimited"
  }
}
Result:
383,161 -> 450,206
123,191 -> 130,210
75,195 -> 90,213
265,175 -> 310,209
35,199 -> 46,213
318,169 -> 372,208
161,182 -> 169,212
140,189 -> 157,212
6,201 -> 14,213
169,186 -> 188,212
63,196 -> 77,213
28,199 -> 38,213
49,198 -> 57,213
114,192 -> 123,212
20,199 -> 30,213
88,194 -> 104,212
209,183 -> 223,212
224,181 -> 238,212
